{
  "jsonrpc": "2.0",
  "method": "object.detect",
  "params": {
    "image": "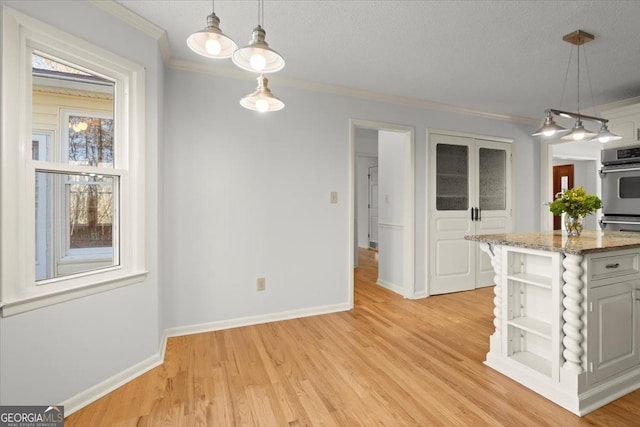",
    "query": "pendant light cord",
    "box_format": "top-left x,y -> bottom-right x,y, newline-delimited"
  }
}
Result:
576,44 -> 581,118
258,0 -> 264,26
558,46 -> 573,112
583,45 -> 597,116
212,0 -> 215,12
